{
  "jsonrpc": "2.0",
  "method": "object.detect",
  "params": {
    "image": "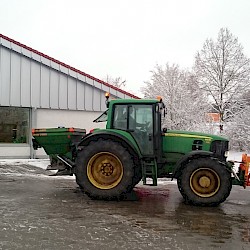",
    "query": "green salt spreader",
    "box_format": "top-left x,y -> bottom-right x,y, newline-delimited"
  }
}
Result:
32,127 -> 86,174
